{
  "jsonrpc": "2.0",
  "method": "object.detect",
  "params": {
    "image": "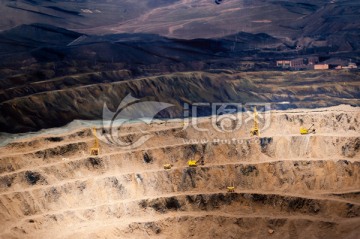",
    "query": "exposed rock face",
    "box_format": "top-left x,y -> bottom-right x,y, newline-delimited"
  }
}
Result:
1,71 -> 360,133
0,106 -> 359,238
1,22 -> 359,135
